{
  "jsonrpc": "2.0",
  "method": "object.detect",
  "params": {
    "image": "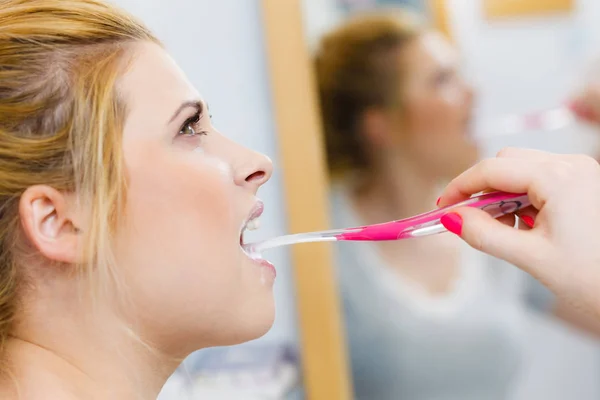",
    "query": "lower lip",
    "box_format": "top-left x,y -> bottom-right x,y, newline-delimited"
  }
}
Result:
241,248 -> 276,280
254,258 -> 276,279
